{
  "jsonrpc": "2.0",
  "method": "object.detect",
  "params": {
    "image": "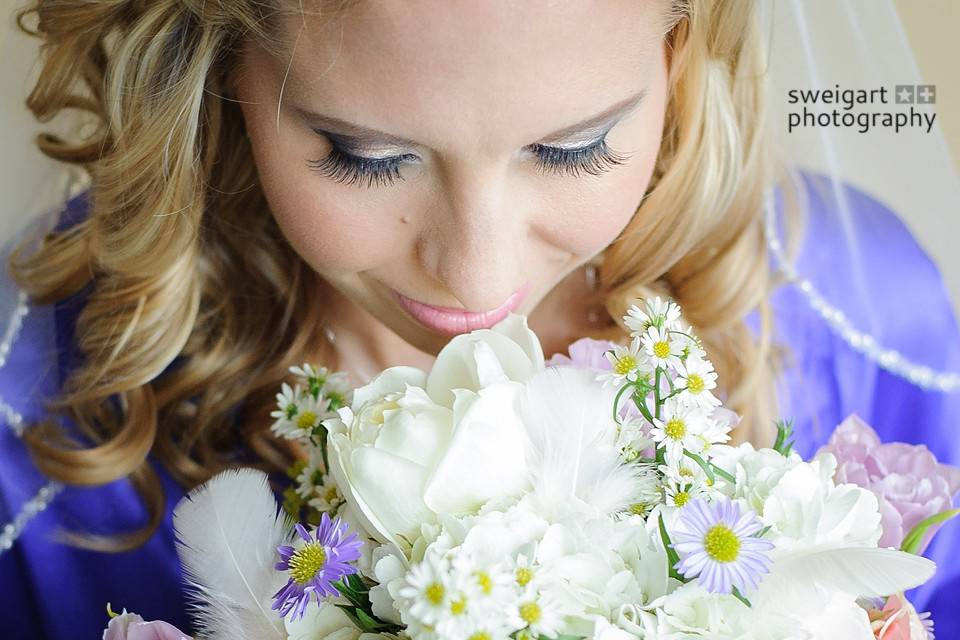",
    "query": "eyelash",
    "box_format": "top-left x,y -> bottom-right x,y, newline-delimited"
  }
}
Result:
305,135 -> 630,188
